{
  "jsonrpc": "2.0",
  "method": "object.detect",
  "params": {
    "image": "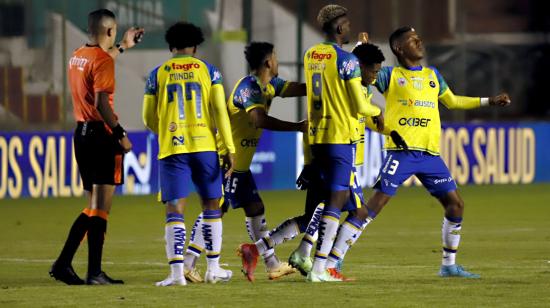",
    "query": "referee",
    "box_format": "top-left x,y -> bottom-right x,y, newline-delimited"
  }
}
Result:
49,9 -> 144,285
